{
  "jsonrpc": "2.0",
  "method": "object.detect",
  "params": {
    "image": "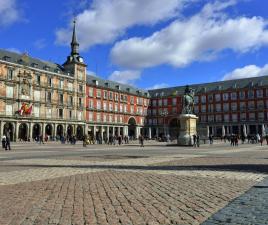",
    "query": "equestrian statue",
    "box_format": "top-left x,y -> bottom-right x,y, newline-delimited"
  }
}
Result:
182,85 -> 195,114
